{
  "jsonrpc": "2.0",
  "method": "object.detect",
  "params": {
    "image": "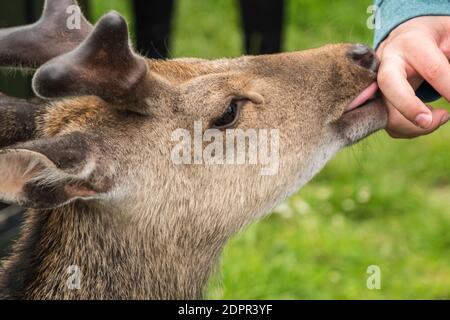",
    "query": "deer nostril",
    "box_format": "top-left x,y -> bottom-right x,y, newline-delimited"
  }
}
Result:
348,44 -> 379,73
